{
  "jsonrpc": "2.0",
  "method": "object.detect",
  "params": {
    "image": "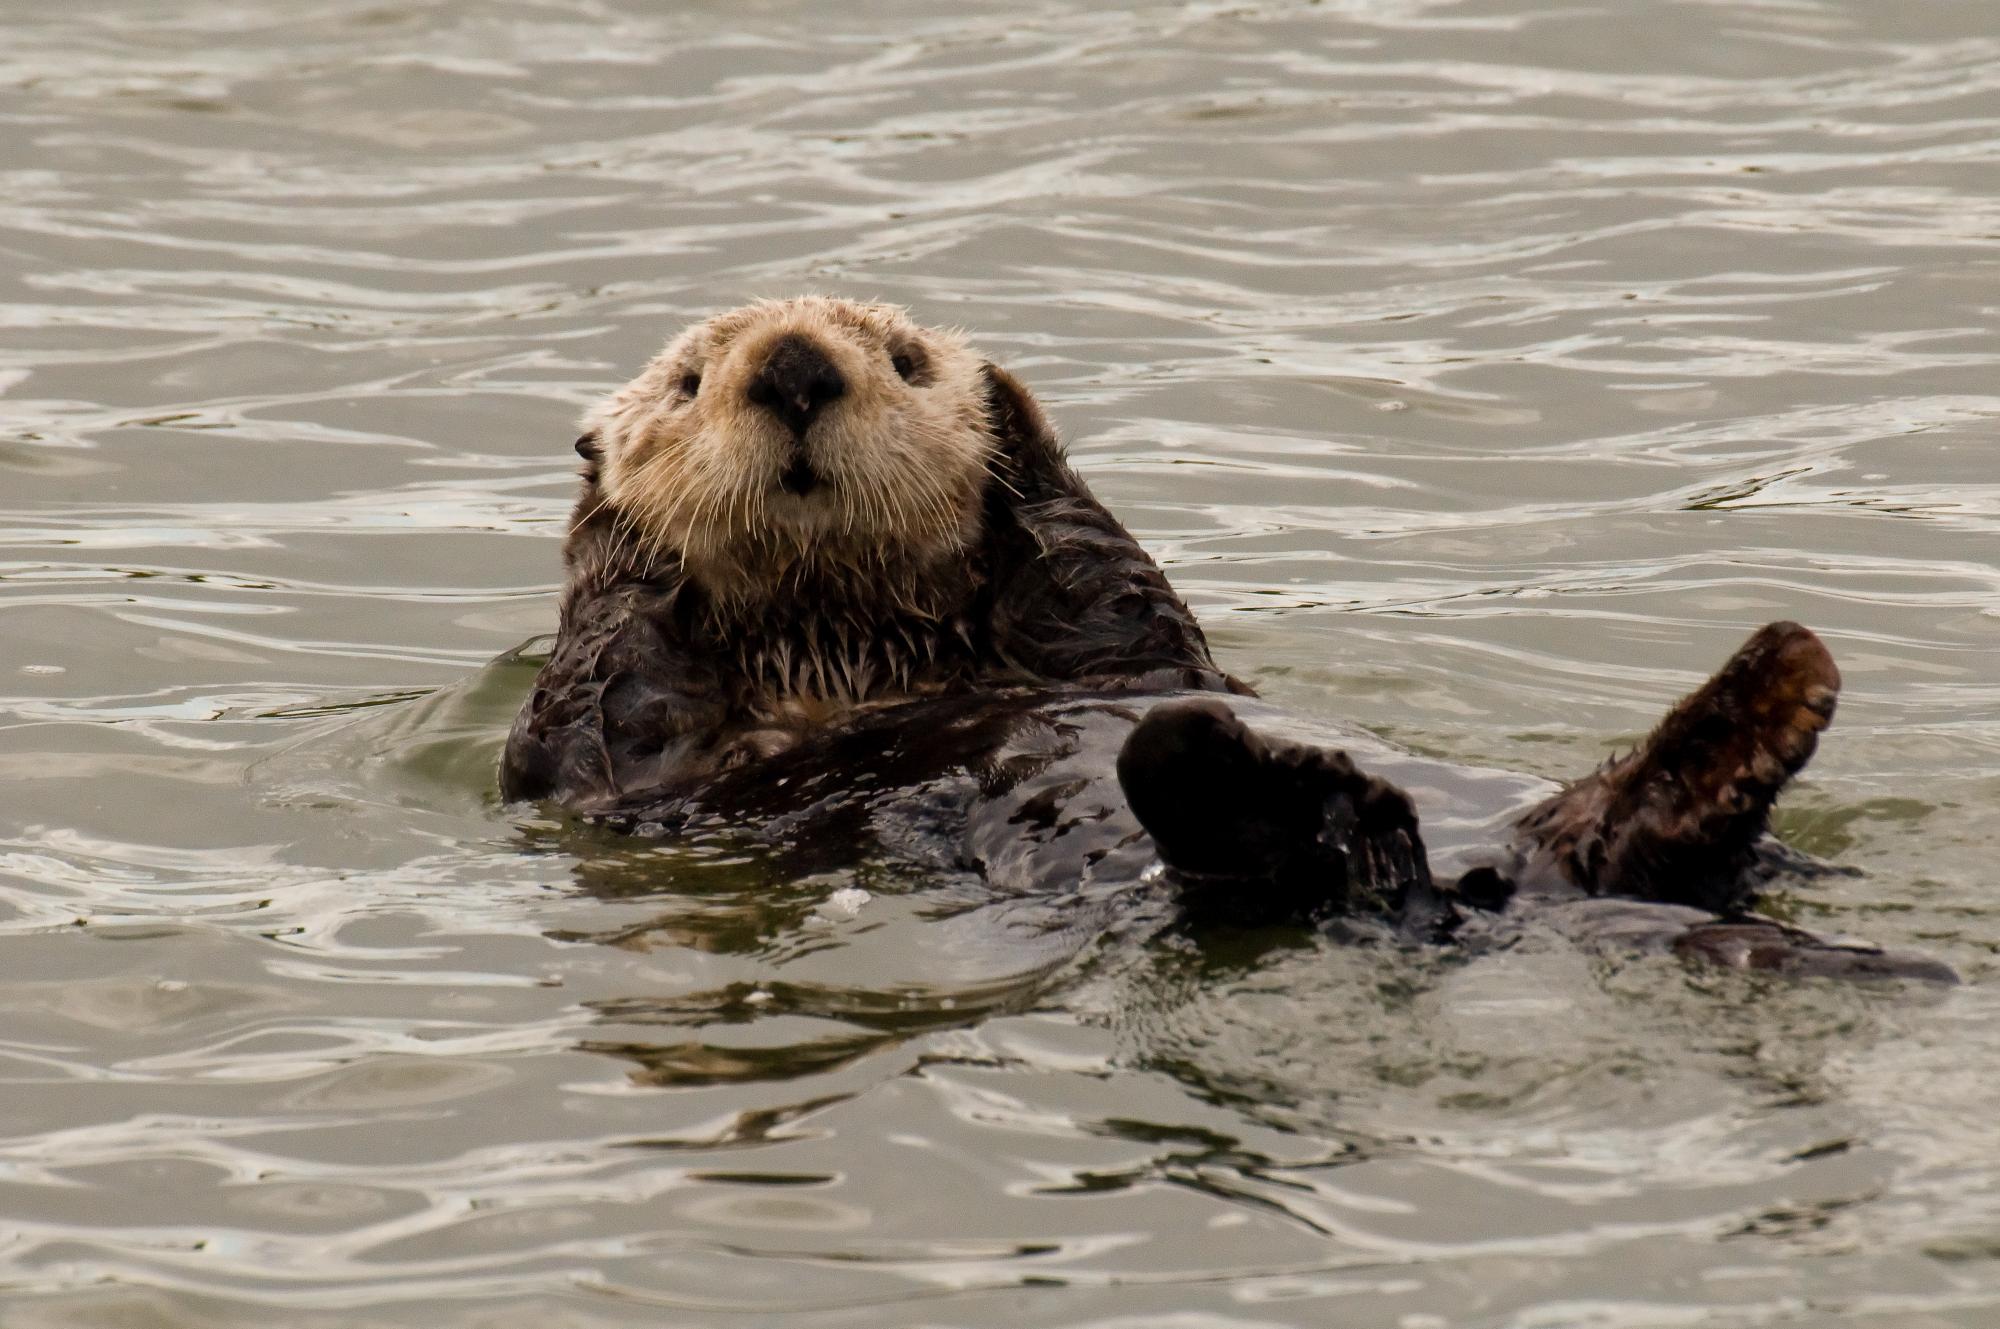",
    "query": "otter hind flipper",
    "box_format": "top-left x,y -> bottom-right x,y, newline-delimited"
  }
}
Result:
1515,620 -> 1840,913
1115,700 -> 1437,928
